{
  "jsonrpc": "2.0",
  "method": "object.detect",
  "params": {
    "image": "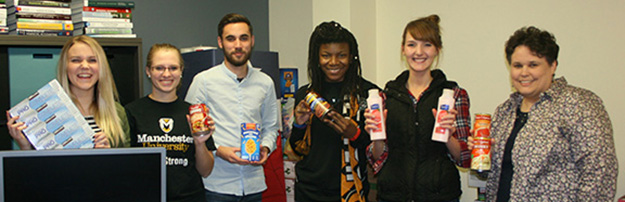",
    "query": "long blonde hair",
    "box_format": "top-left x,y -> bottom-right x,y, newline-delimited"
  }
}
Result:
57,35 -> 126,147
